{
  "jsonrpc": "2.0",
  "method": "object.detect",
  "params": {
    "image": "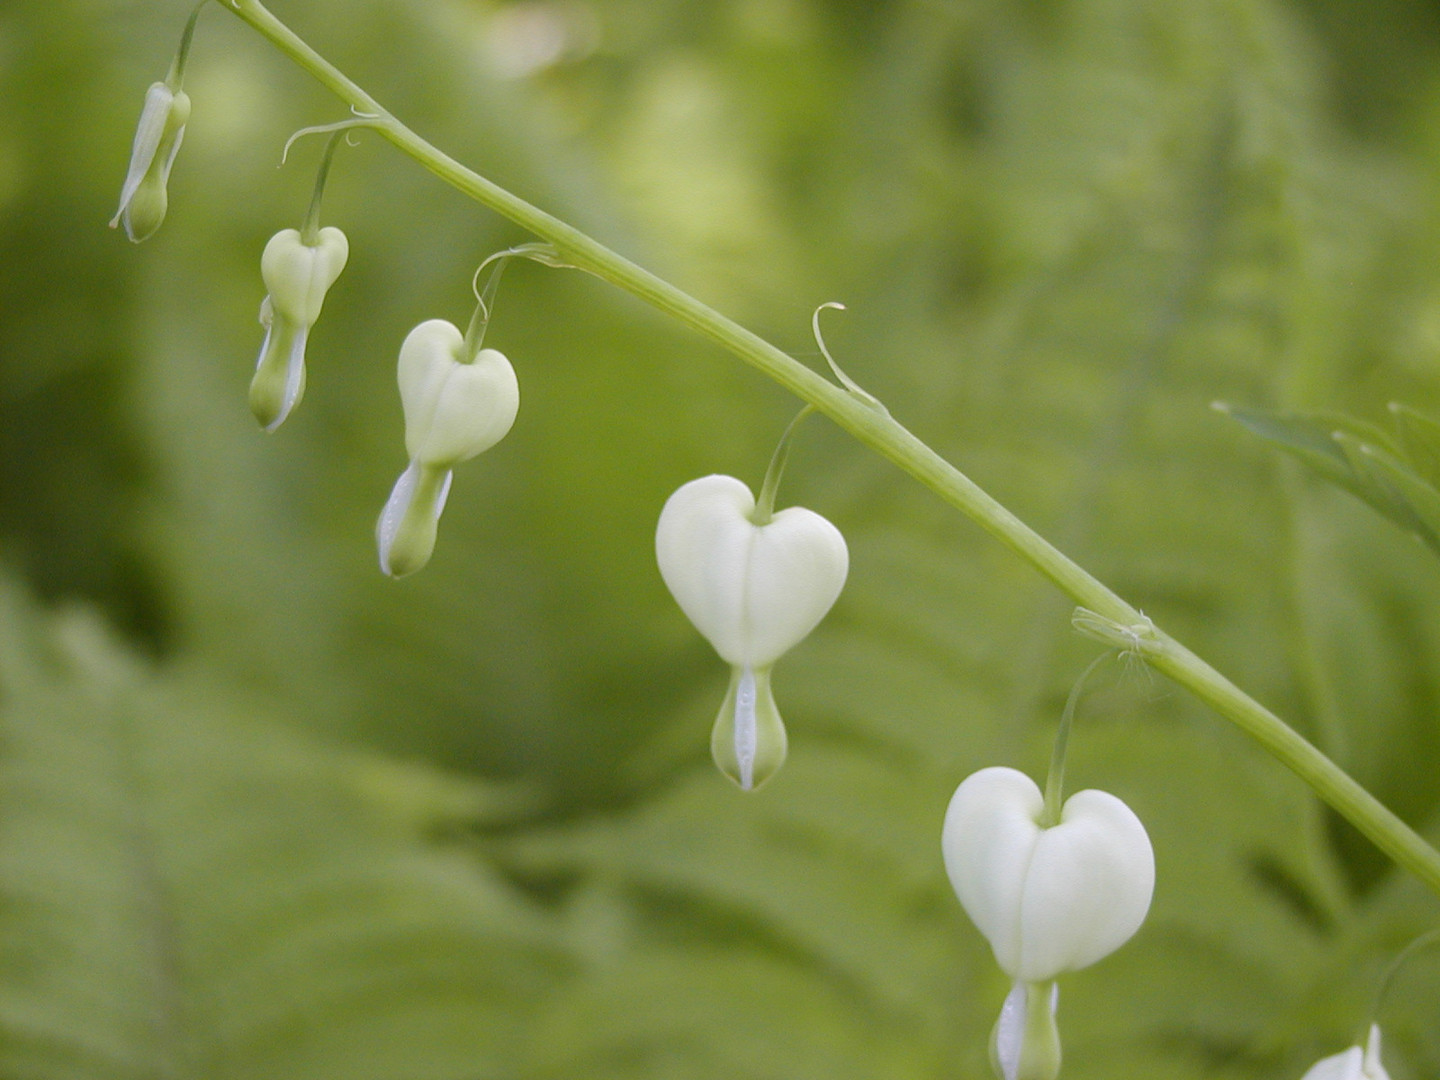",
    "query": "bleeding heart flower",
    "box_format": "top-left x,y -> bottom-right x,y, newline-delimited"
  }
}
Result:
376,318 -> 518,578
942,765 -> 1154,983
249,226 -> 349,430
110,81 -> 191,243
655,474 -> 847,790
396,320 -> 519,468
1300,1026 -> 1391,1080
